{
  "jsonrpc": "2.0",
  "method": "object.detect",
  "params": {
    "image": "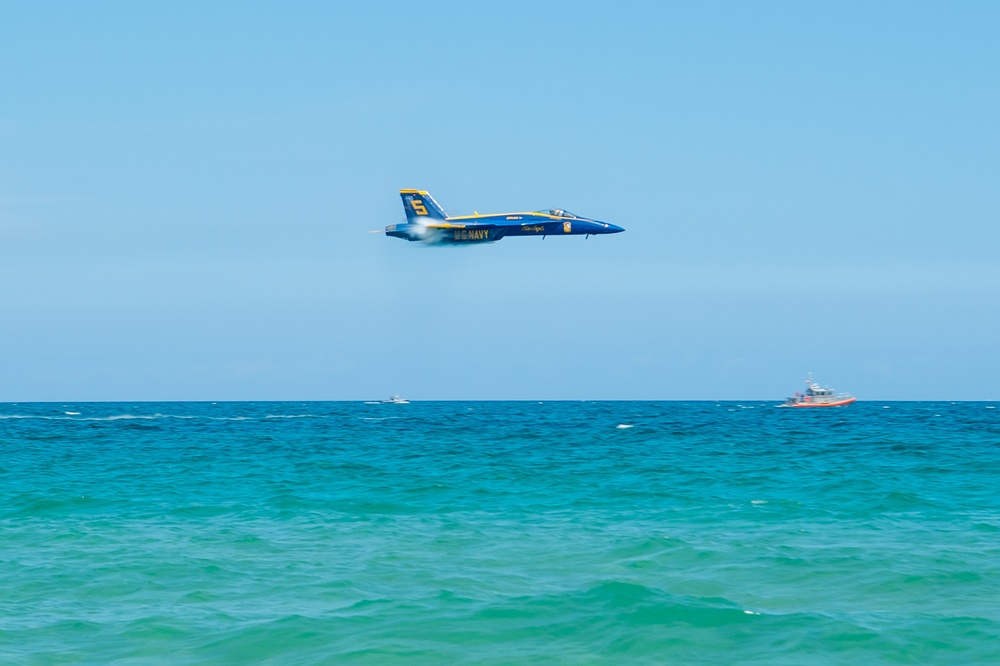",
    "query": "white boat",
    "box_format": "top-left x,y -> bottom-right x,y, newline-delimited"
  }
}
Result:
379,395 -> 410,404
780,374 -> 855,408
